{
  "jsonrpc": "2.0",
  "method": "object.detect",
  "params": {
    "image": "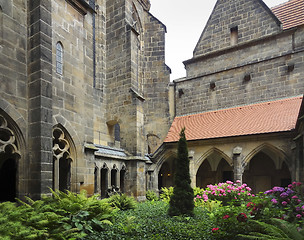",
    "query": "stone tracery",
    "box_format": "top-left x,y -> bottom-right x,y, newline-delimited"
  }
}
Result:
52,127 -> 73,191
0,114 -> 21,164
